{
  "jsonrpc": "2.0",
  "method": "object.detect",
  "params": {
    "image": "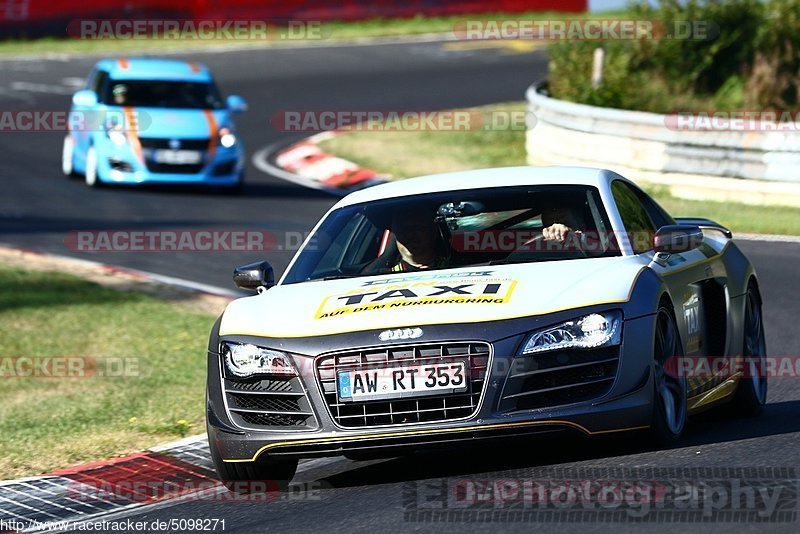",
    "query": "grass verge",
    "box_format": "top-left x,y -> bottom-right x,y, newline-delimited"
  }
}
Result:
0,264 -> 215,479
0,10 -> 619,56
318,102 -> 800,236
